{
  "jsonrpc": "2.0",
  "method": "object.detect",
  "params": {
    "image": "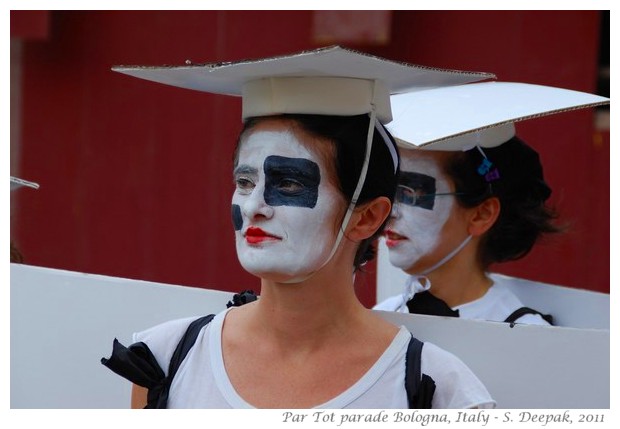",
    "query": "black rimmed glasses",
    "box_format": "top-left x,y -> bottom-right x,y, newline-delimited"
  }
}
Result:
395,184 -> 464,207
